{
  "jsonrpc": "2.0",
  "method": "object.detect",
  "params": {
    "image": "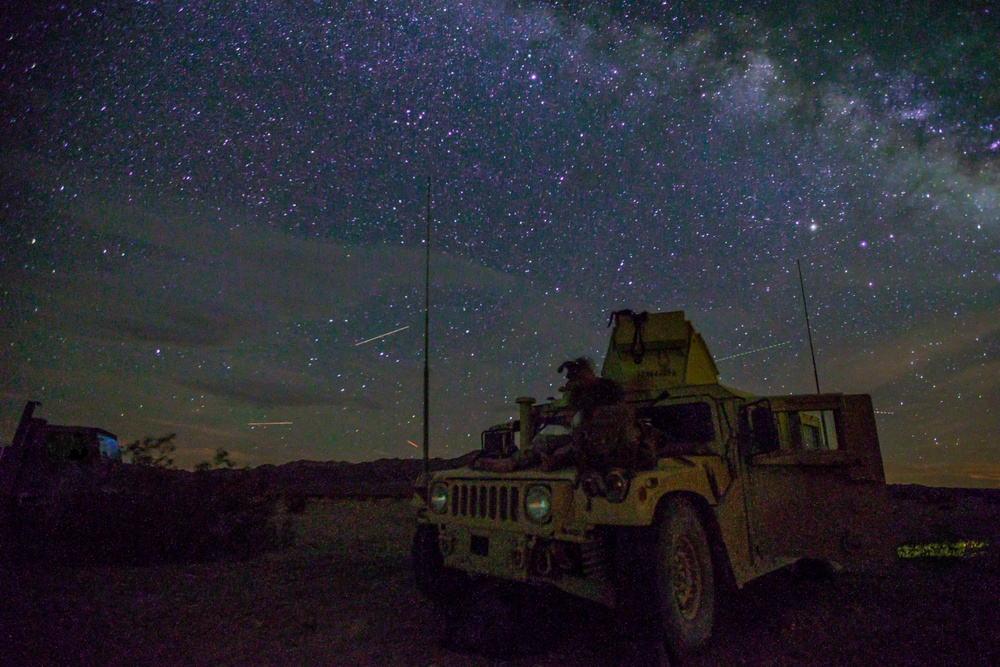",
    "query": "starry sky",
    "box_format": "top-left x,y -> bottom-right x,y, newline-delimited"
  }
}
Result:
1,1 -> 997,485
